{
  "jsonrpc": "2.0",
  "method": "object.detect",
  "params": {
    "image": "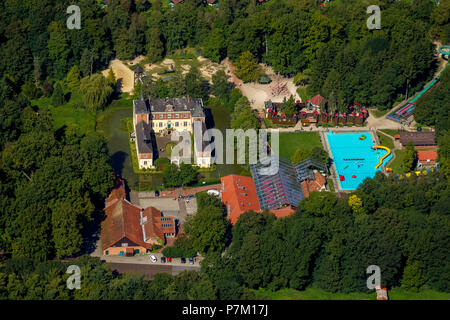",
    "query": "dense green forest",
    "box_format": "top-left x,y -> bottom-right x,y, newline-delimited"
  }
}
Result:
0,0 -> 449,299
1,0 -> 449,110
